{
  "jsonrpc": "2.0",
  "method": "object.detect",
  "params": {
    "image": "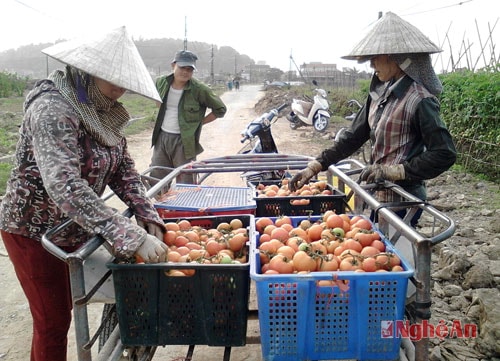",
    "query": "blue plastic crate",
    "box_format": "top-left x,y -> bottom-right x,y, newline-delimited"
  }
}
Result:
154,184 -> 256,218
250,216 -> 414,361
